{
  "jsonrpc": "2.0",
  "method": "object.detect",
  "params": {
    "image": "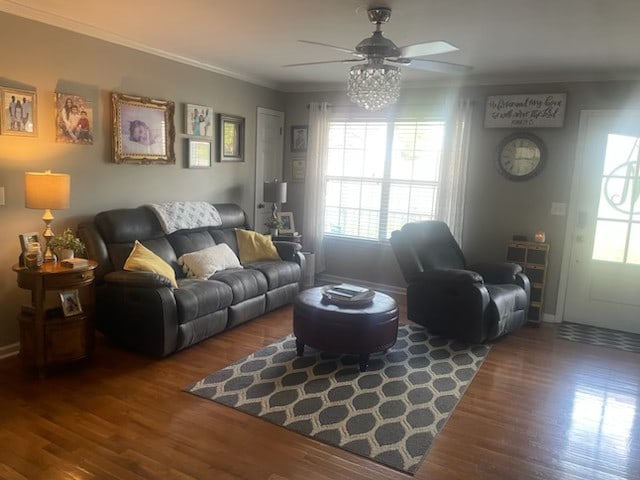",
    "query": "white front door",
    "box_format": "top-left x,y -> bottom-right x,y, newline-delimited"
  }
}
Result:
255,107 -> 284,233
563,110 -> 640,333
